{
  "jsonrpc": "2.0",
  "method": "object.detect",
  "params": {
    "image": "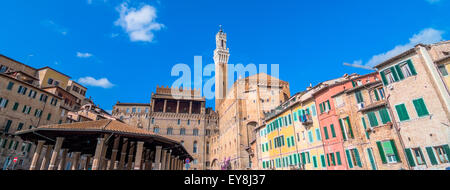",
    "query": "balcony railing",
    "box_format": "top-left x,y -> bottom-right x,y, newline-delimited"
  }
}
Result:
300,114 -> 313,125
